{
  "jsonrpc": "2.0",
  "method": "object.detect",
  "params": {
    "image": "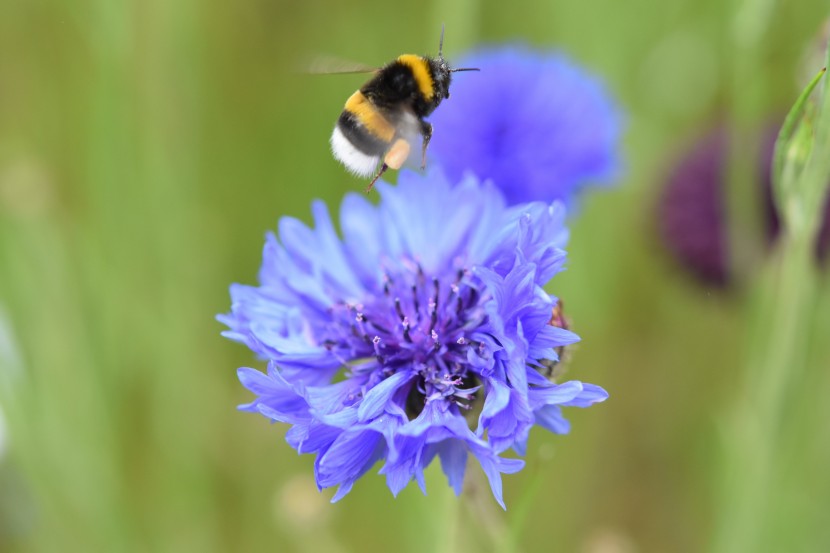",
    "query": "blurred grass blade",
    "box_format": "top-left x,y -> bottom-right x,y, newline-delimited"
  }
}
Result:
0,307 -> 24,399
